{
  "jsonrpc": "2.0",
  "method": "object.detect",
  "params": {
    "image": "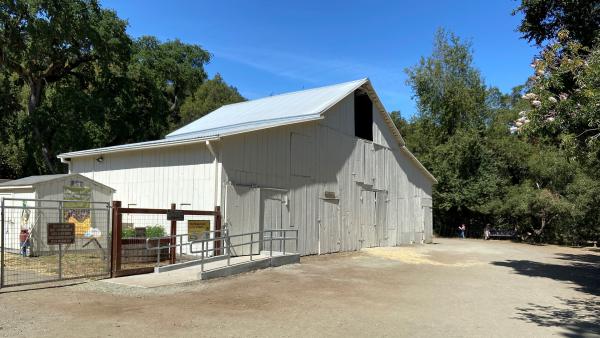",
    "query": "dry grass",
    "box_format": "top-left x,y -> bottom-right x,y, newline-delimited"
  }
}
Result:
3,251 -> 109,278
